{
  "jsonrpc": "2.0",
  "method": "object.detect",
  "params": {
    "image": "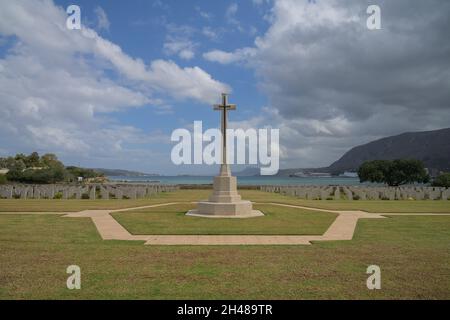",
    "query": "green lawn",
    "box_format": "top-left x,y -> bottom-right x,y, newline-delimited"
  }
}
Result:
274,199 -> 450,213
0,192 -> 199,212
0,213 -> 449,299
0,189 -> 450,299
111,204 -> 337,235
1,189 -> 449,213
